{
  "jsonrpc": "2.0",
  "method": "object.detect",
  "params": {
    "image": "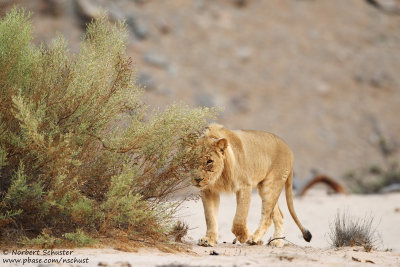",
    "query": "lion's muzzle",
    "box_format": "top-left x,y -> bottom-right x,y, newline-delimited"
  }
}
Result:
193,176 -> 204,187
